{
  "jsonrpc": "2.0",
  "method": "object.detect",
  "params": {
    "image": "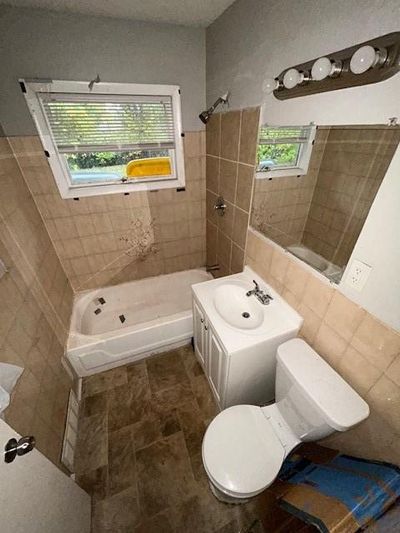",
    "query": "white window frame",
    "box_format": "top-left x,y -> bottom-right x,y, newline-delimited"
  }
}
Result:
256,124 -> 316,179
21,79 -> 185,198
